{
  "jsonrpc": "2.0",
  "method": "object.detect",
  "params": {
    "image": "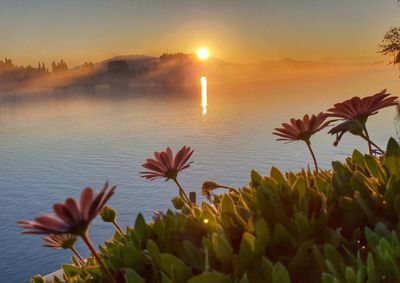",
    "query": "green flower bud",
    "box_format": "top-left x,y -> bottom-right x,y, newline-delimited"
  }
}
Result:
100,206 -> 116,223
